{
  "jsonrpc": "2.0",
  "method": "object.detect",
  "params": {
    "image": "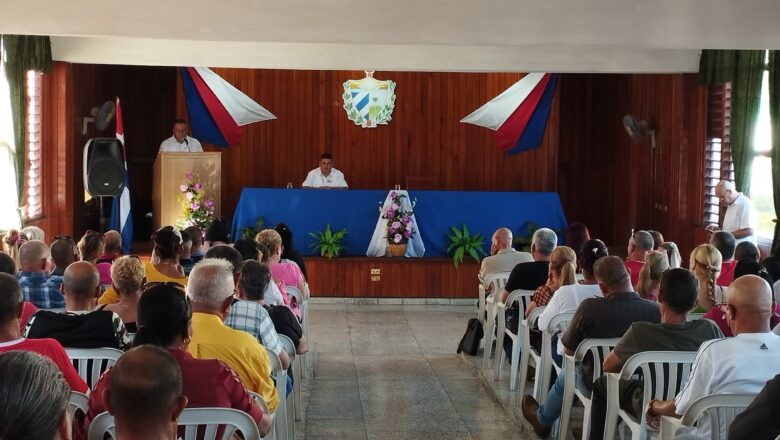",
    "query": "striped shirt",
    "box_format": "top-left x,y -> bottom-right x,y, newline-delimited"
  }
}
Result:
17,271 -> 65,309
226,300 -> 283,356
